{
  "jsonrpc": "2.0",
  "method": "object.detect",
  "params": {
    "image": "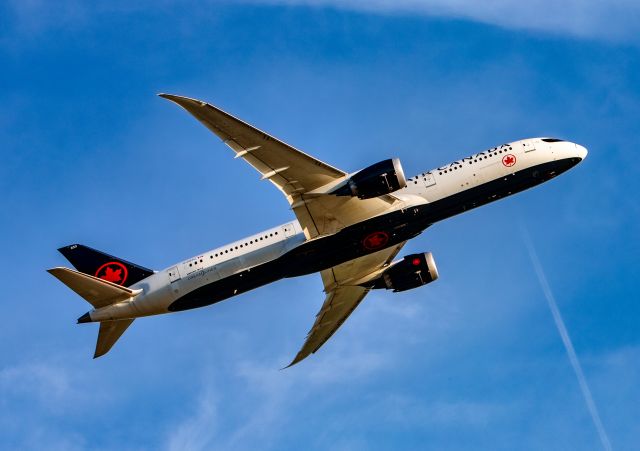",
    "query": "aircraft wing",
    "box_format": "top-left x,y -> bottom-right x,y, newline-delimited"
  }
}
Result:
286,241 -> 407,367
160,94 -> 397,238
